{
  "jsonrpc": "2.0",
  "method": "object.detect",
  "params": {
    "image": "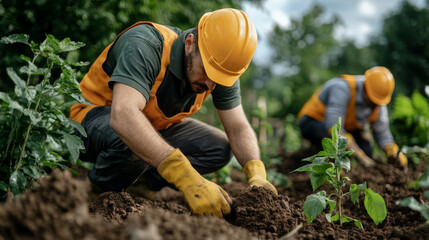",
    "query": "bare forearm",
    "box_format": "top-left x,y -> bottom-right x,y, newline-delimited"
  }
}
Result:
227,122 -> 260,166
110,105 -> 174,168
